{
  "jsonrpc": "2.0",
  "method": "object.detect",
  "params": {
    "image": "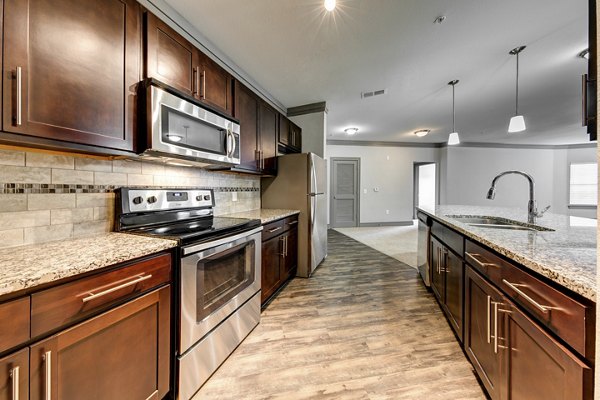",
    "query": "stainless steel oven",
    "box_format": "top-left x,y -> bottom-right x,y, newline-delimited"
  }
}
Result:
178,226 -> 262,400
141,84 -> 240,167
